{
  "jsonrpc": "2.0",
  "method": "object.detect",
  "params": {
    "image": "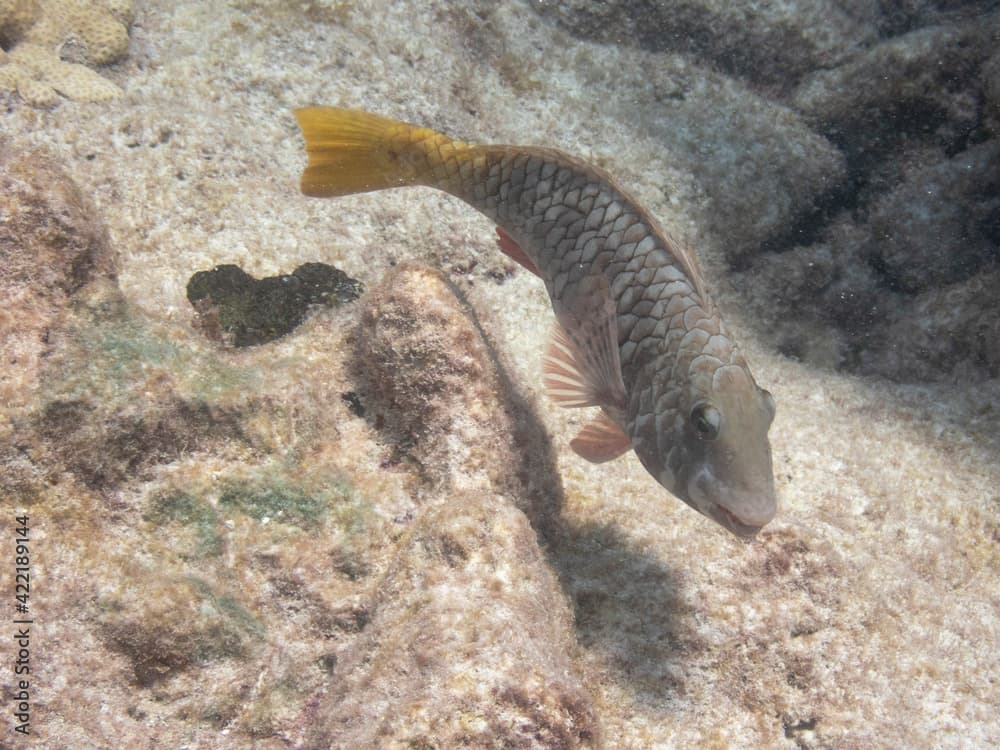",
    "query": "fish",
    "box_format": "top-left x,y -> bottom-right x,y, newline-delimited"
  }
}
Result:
294,106 -> 777,538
